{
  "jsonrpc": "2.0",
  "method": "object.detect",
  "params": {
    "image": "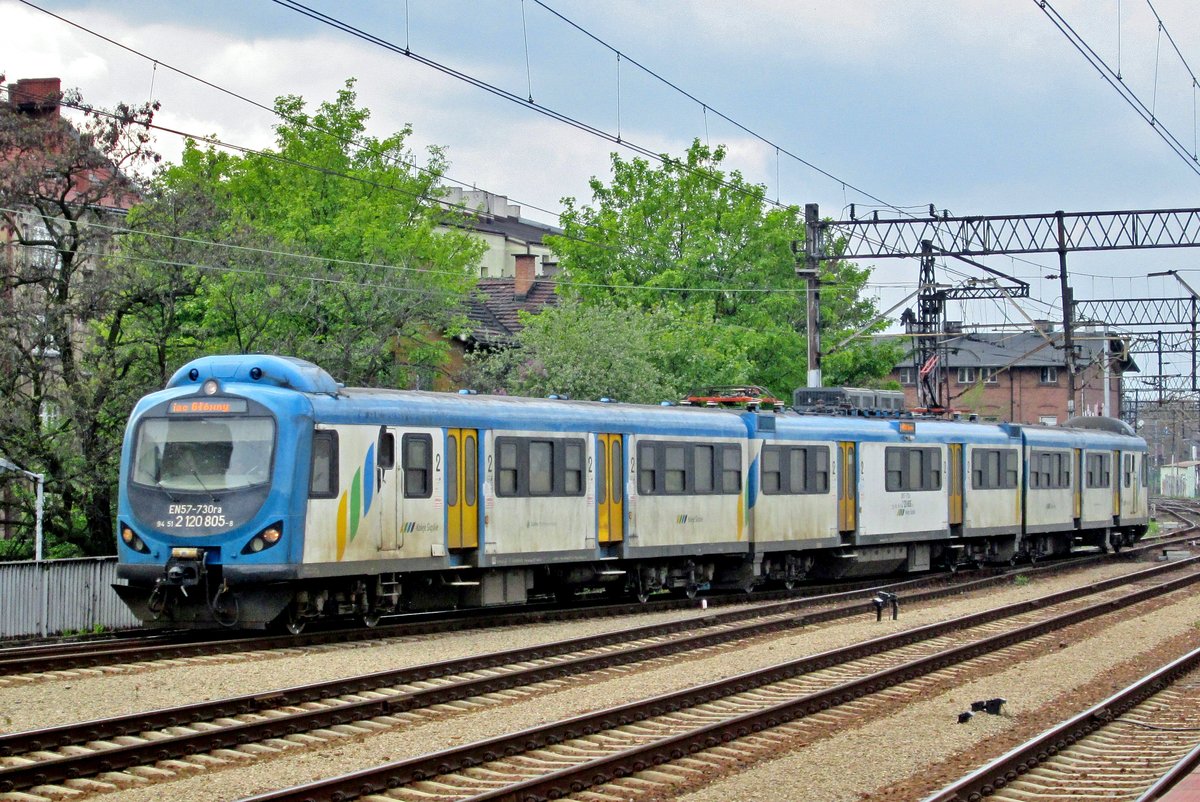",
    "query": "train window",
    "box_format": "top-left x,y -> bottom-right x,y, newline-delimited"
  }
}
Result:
564,440 -> 584,495
762,445 -> 830,495
721,445 -> 742,494
611,440 -> 624,497
377,429 -> 395,470
134,416 -> 275,492
597,442 -> 608,504
694,445 -> 715,494
464,433 -> 478,506
635,440 -> 740,496
971,448 -> 1018,489
529,441 -> 553,495
497,440 -> 519,496
309,430 -> 338,498
1086,453 -> 1111,488
1123,454 -> 1135,488
402,434 -> 433,498
665,444 -> 686,493
495,436 -> 586,497
446,433 -> 459,506
885,446 -> 941,492
1029,450 -> 1070,489
788,448 -> 808,493
638,442 -> 656,494
761,447 -> 782,493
